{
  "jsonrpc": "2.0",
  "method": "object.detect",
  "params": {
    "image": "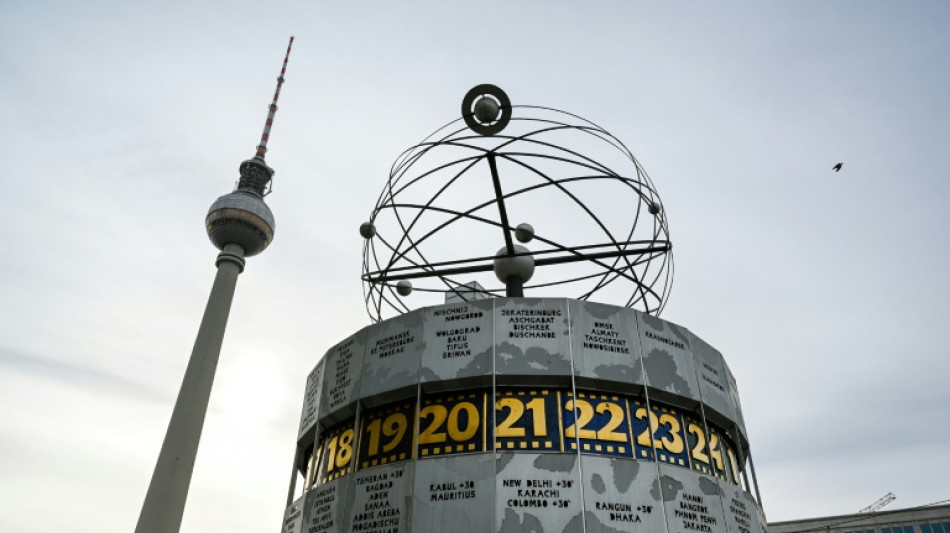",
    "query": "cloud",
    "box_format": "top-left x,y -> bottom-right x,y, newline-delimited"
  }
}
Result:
0,347 -> 170,404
